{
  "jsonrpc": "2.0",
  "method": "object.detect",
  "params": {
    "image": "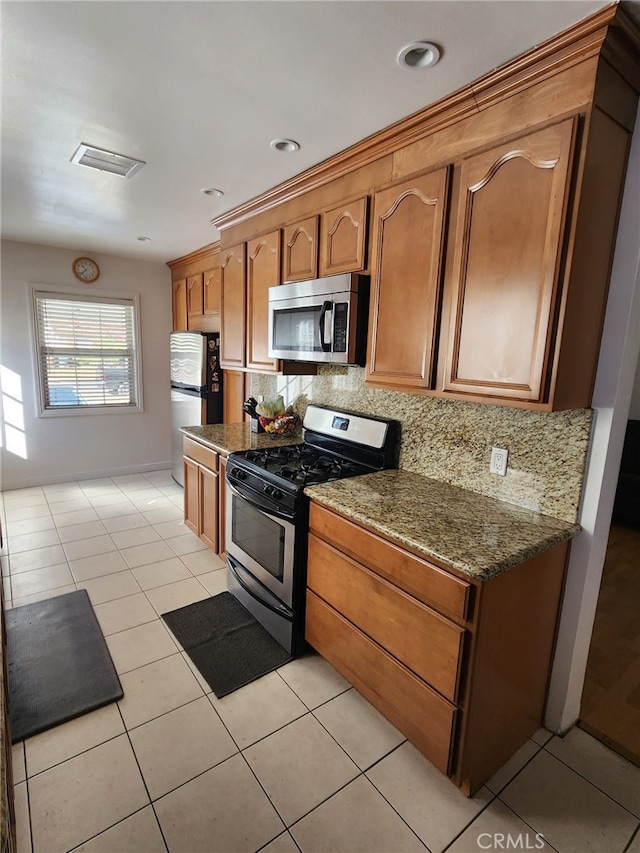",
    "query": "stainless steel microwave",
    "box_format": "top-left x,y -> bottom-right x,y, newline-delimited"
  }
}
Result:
267,273 -> 369,365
